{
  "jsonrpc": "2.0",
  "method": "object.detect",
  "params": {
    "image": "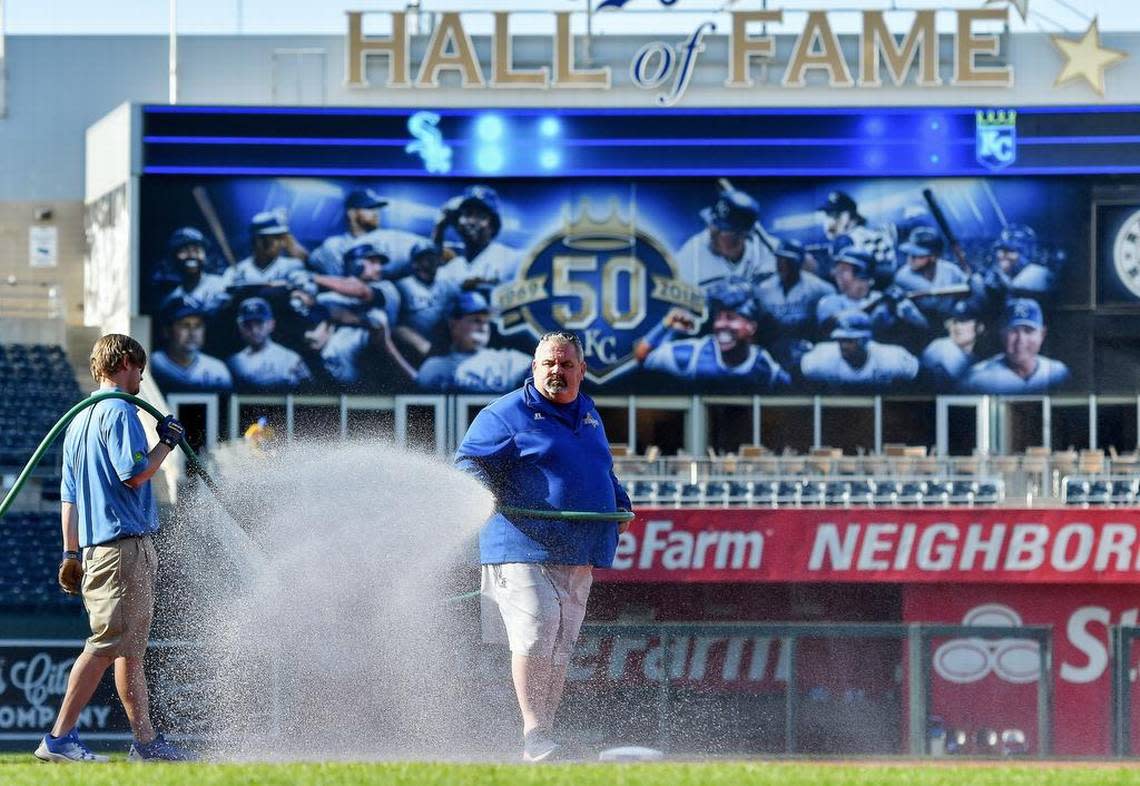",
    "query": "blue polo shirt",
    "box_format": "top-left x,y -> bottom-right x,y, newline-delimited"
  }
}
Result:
60,389 -> 159,548
456,380 -> 631,567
